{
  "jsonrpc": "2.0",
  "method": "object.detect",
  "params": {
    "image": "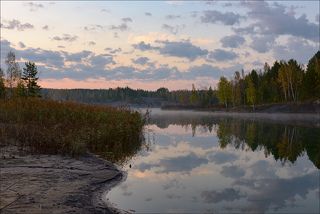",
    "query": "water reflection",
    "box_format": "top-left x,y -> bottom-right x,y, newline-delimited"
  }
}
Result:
107,109 -> 319,213
149,115 -> 320,169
